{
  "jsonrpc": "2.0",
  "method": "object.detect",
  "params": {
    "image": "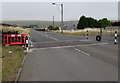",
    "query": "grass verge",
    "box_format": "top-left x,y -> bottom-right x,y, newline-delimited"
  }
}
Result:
0,25 -> 30,81
0,46 -> 2,83
53,29 -> 120,36
2,46 -> 26,81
